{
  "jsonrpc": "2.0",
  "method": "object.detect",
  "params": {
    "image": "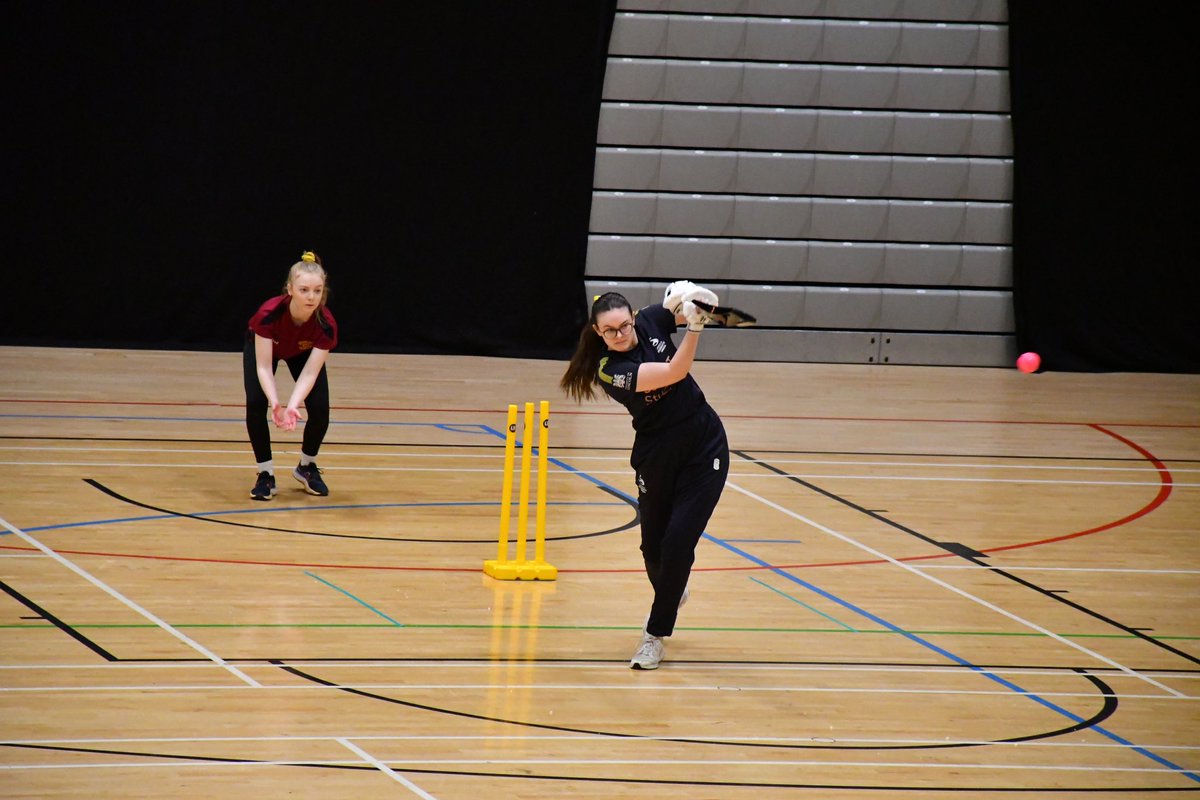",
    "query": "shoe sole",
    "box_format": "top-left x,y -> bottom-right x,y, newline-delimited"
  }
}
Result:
630,661 -> 659,670
250,487 -> 277,501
